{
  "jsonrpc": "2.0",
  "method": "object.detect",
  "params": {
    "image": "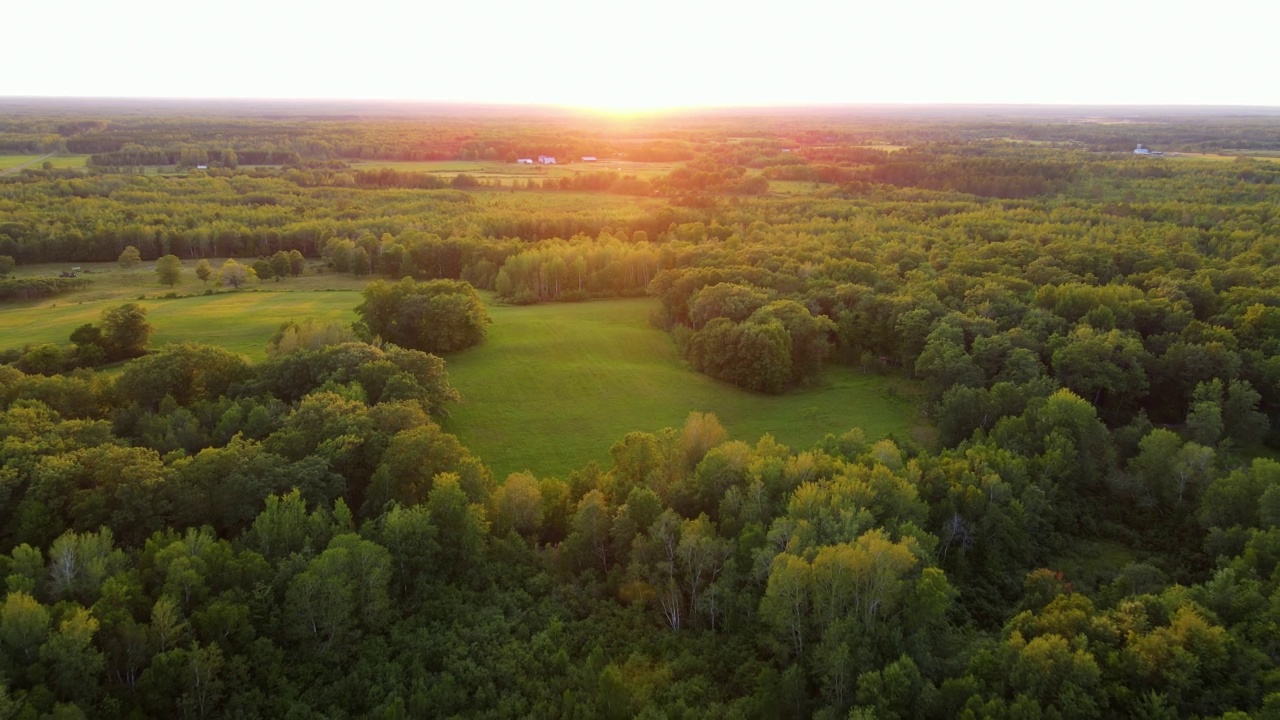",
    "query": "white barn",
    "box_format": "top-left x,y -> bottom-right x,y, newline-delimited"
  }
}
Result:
538,155 -> 557,164
1133,144 -> 1150,155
